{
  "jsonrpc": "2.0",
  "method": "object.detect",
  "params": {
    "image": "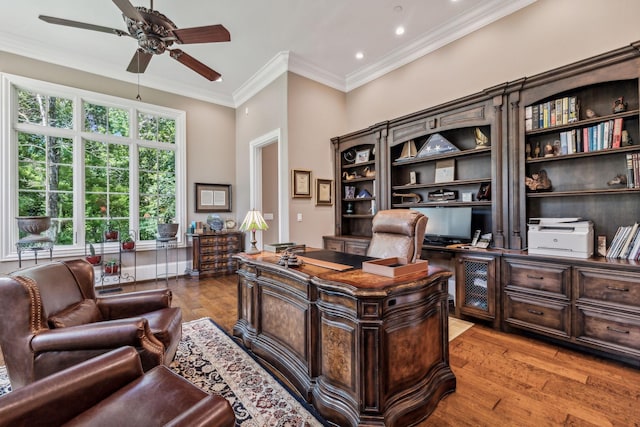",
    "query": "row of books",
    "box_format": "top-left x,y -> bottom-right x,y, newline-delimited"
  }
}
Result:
606,223 -> 640,260
627,152 -> 640,189
533,117 -> 625,157
524,96 -> 578,131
